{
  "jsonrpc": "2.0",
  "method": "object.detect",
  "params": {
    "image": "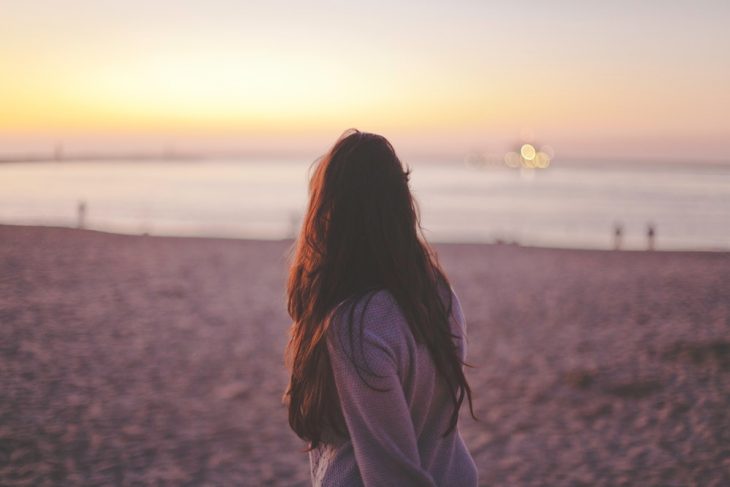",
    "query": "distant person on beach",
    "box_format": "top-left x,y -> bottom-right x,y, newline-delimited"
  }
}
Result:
77,200 -> 87,229
284,129 -> 477,486
613,222 -> 623,250
647,222 -> 656,251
